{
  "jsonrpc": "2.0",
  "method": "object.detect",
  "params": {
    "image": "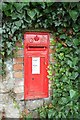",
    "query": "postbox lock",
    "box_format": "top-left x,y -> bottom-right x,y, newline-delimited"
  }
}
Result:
34,35 -> 39,41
